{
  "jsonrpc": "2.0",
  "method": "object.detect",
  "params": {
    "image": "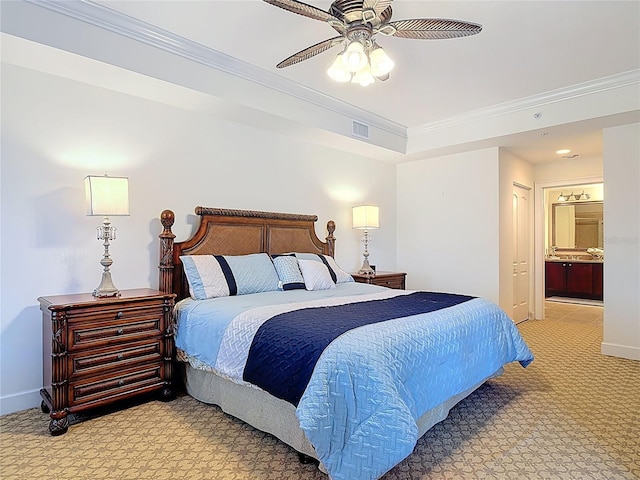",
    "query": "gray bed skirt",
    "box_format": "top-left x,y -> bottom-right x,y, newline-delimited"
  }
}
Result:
184,364 -> 503,474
